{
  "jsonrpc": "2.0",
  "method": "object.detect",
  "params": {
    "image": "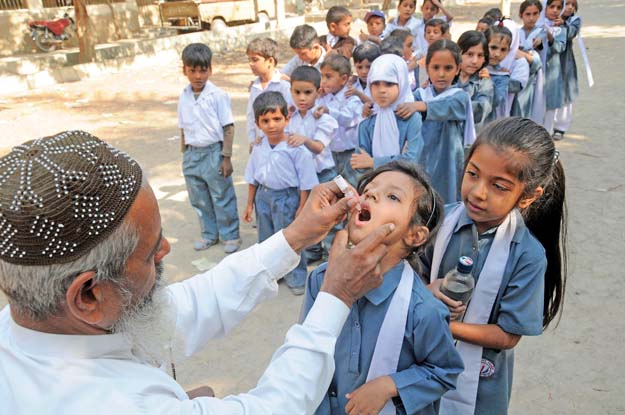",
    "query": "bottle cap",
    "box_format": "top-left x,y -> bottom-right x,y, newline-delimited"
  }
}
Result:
457,256 -> 474,274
